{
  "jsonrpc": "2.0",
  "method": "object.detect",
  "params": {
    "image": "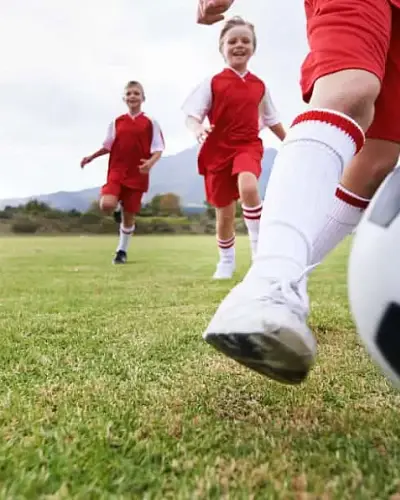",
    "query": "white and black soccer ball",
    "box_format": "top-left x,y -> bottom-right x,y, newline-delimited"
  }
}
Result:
348,166 -> 400,388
